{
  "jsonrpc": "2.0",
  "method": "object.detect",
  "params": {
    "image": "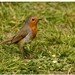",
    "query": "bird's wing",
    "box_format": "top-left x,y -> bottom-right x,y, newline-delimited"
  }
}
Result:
11,28 -> 30,43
